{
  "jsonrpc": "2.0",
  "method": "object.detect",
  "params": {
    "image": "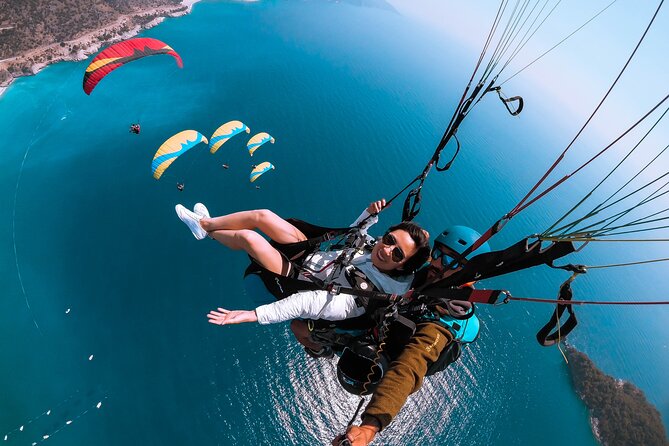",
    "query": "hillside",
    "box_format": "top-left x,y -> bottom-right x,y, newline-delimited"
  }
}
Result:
0,0 -> 191,90
566,345 -> 668,446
